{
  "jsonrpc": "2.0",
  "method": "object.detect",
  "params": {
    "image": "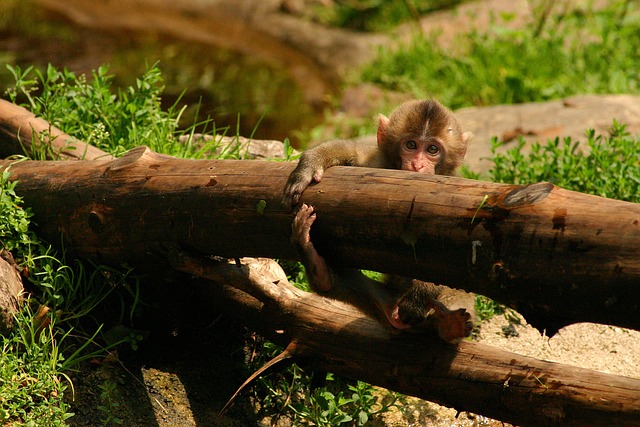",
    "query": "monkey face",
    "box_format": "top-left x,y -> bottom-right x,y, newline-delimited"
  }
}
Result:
379,99 -> 470,176
399,138 -> 443,173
